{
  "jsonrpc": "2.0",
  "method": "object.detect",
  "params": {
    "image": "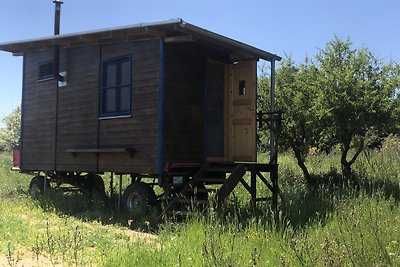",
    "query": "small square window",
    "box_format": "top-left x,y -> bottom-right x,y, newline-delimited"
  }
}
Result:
38,61 -> 54,81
